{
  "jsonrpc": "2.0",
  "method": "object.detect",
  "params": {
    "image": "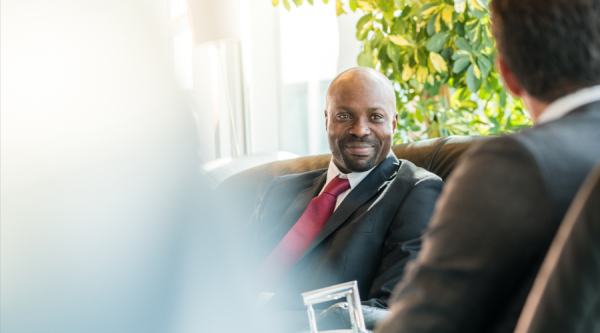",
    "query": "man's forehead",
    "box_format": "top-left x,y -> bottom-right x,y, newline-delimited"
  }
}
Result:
327,93 -> 386,106
329,73 -> 387,93
333,104 -> 390,113
327,68 -> 395,107
328,82 -> 386,97
327,82 -> 394,111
